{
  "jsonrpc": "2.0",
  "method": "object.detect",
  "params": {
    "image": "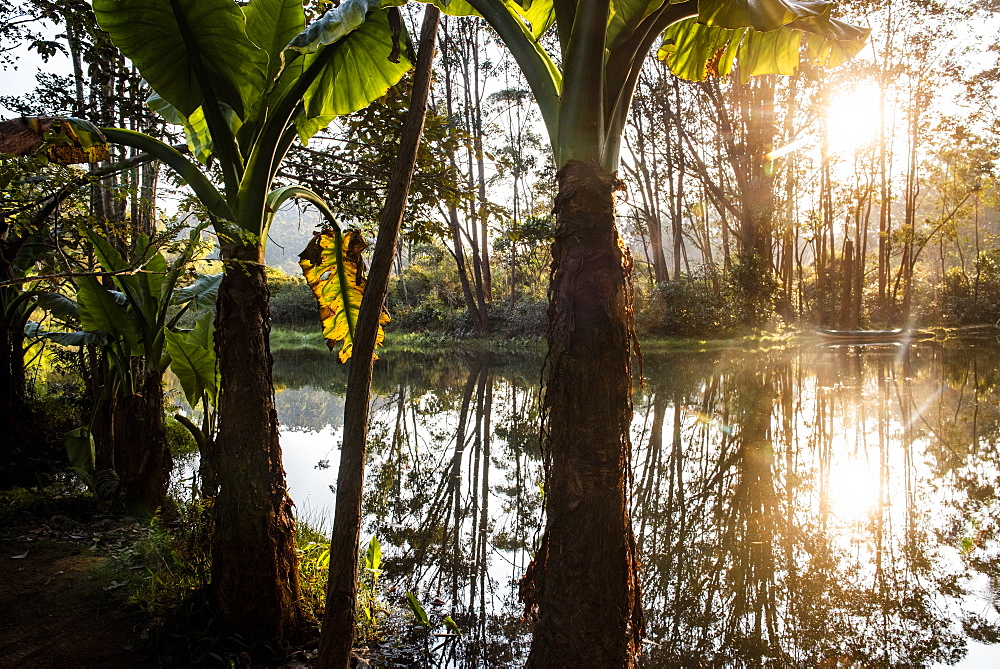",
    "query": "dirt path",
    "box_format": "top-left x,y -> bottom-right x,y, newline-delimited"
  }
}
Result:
0,539 -> 142,667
